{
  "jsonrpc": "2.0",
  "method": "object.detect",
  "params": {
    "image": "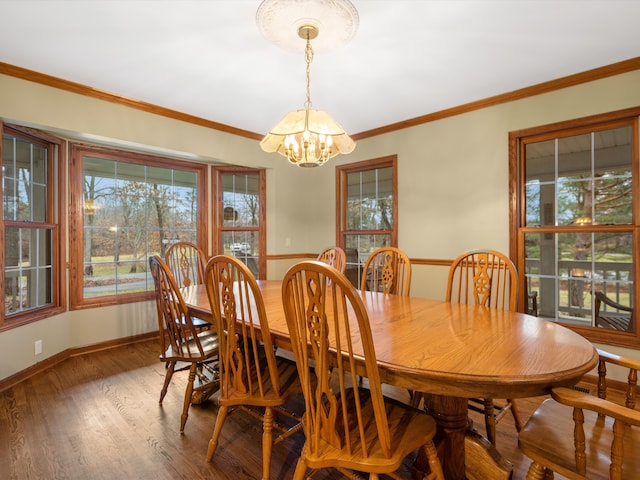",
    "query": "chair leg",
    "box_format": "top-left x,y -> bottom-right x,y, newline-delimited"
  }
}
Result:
207,405 -> 229,461
483,398 -> 497,445
422,440 -> 445,480
180,364 -> 197,433
508,398 -> 523,432
525,461 -> 553,480
262,406 -> 274,480
292,459 -> 307,480
159,361 -> 176,404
